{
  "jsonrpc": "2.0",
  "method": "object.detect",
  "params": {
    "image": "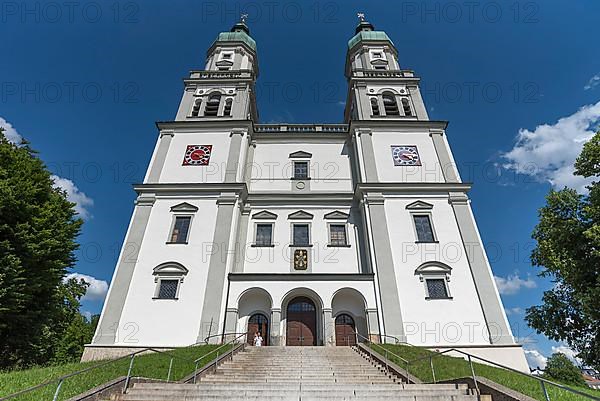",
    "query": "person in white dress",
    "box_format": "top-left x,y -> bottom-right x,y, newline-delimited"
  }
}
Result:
253,331 -> 263,347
